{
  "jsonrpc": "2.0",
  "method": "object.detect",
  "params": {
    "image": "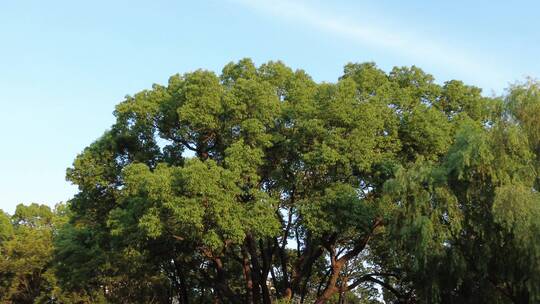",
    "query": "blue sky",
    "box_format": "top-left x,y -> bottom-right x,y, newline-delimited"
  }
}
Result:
1,0 -> 539,214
